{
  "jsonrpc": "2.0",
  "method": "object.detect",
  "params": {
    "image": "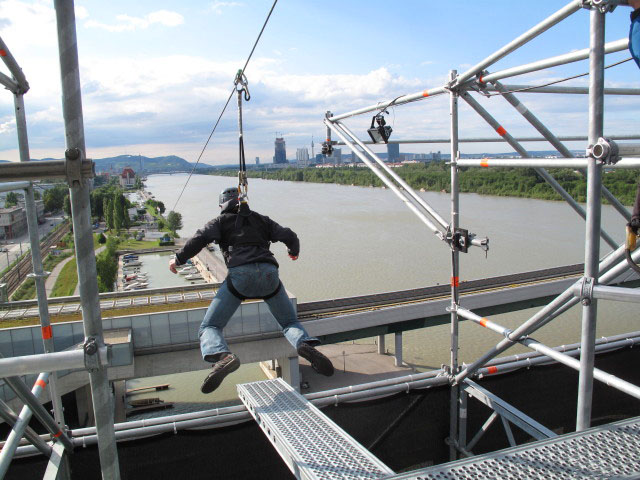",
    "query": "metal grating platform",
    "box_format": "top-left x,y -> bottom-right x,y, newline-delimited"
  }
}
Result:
388,416 -> 640,479
237,378 -> 394,480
